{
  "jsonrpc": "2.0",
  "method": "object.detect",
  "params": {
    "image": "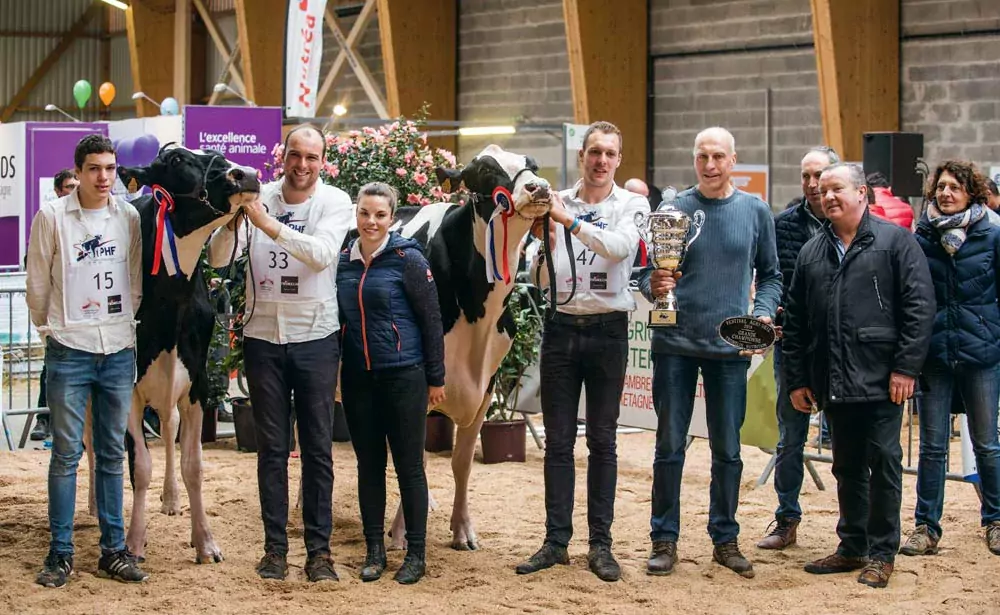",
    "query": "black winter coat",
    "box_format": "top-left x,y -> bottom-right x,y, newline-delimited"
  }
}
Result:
914,214 -> 1000,368
774,196 -> 824,319
783,210 -> 935,405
